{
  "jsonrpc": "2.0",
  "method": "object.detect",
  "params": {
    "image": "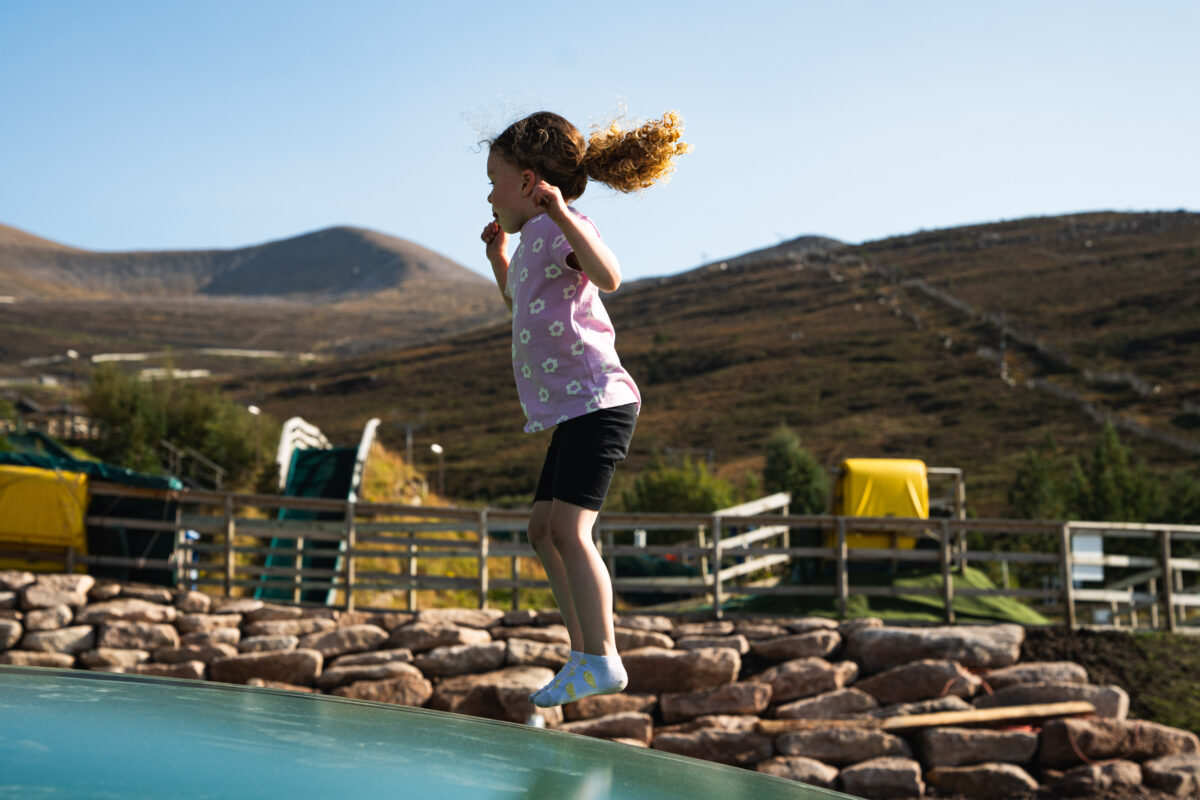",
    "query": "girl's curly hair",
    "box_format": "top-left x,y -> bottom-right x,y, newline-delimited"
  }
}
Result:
489,110 -> 690,201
